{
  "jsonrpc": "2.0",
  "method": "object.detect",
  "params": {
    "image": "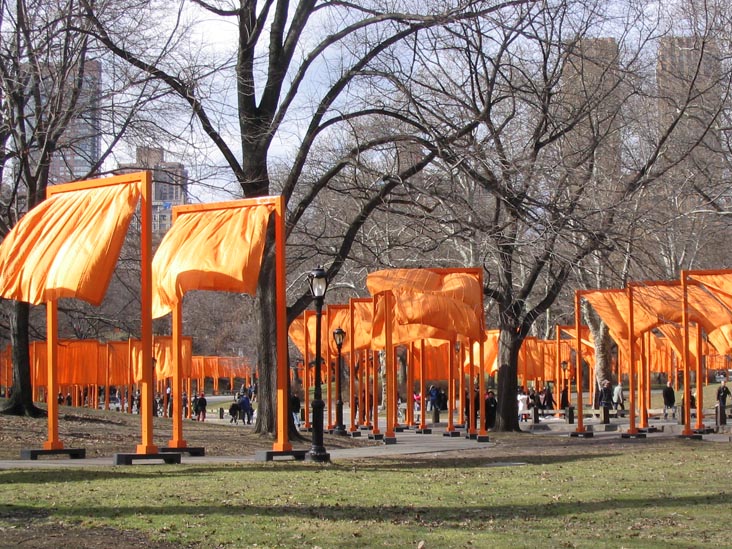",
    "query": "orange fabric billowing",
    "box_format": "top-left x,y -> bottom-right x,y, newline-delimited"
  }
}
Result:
152,203 -> 274,318
631,283 -> 732,335
367,268 -> 485,346
0,183 -> 140,305
367,269 -> 482,309
371,292 -> 458,348
708,324 -> 732,355
288,312 -> 330,358
583,290 -> 643,343
393,289 -> 483,342
688,272 -> 732,304
656,324 -> 705,367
